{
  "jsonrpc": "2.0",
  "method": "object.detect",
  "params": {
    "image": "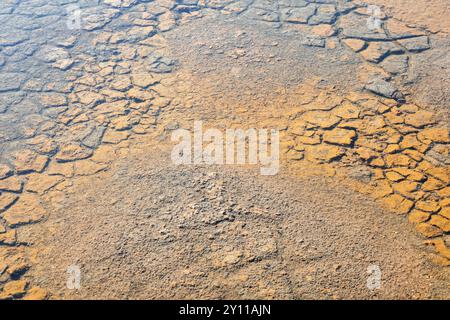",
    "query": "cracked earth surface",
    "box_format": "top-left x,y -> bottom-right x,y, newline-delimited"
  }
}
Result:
0,0 -> 448,299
